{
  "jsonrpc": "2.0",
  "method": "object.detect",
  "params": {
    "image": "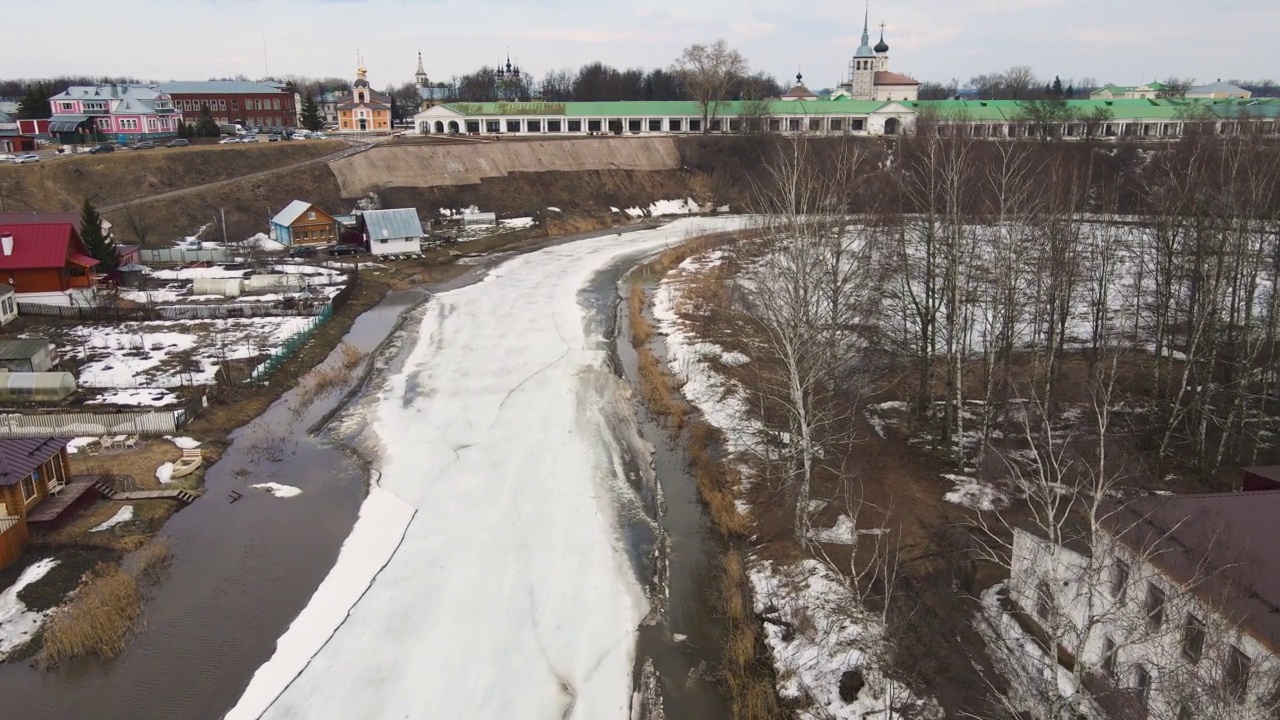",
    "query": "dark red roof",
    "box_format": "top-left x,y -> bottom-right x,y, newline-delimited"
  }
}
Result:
0,223 -> 92,271
0,438 -> 70,486
1104,490 -> 1280,654
874,71 -> 920,86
